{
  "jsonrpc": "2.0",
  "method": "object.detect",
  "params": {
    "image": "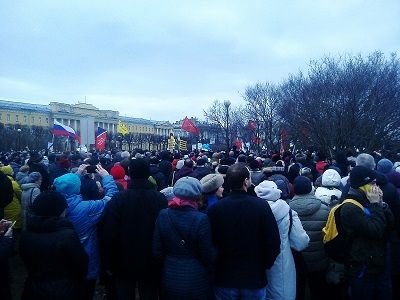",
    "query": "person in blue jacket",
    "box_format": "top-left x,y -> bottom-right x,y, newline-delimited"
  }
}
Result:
53,164 -> 118,299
